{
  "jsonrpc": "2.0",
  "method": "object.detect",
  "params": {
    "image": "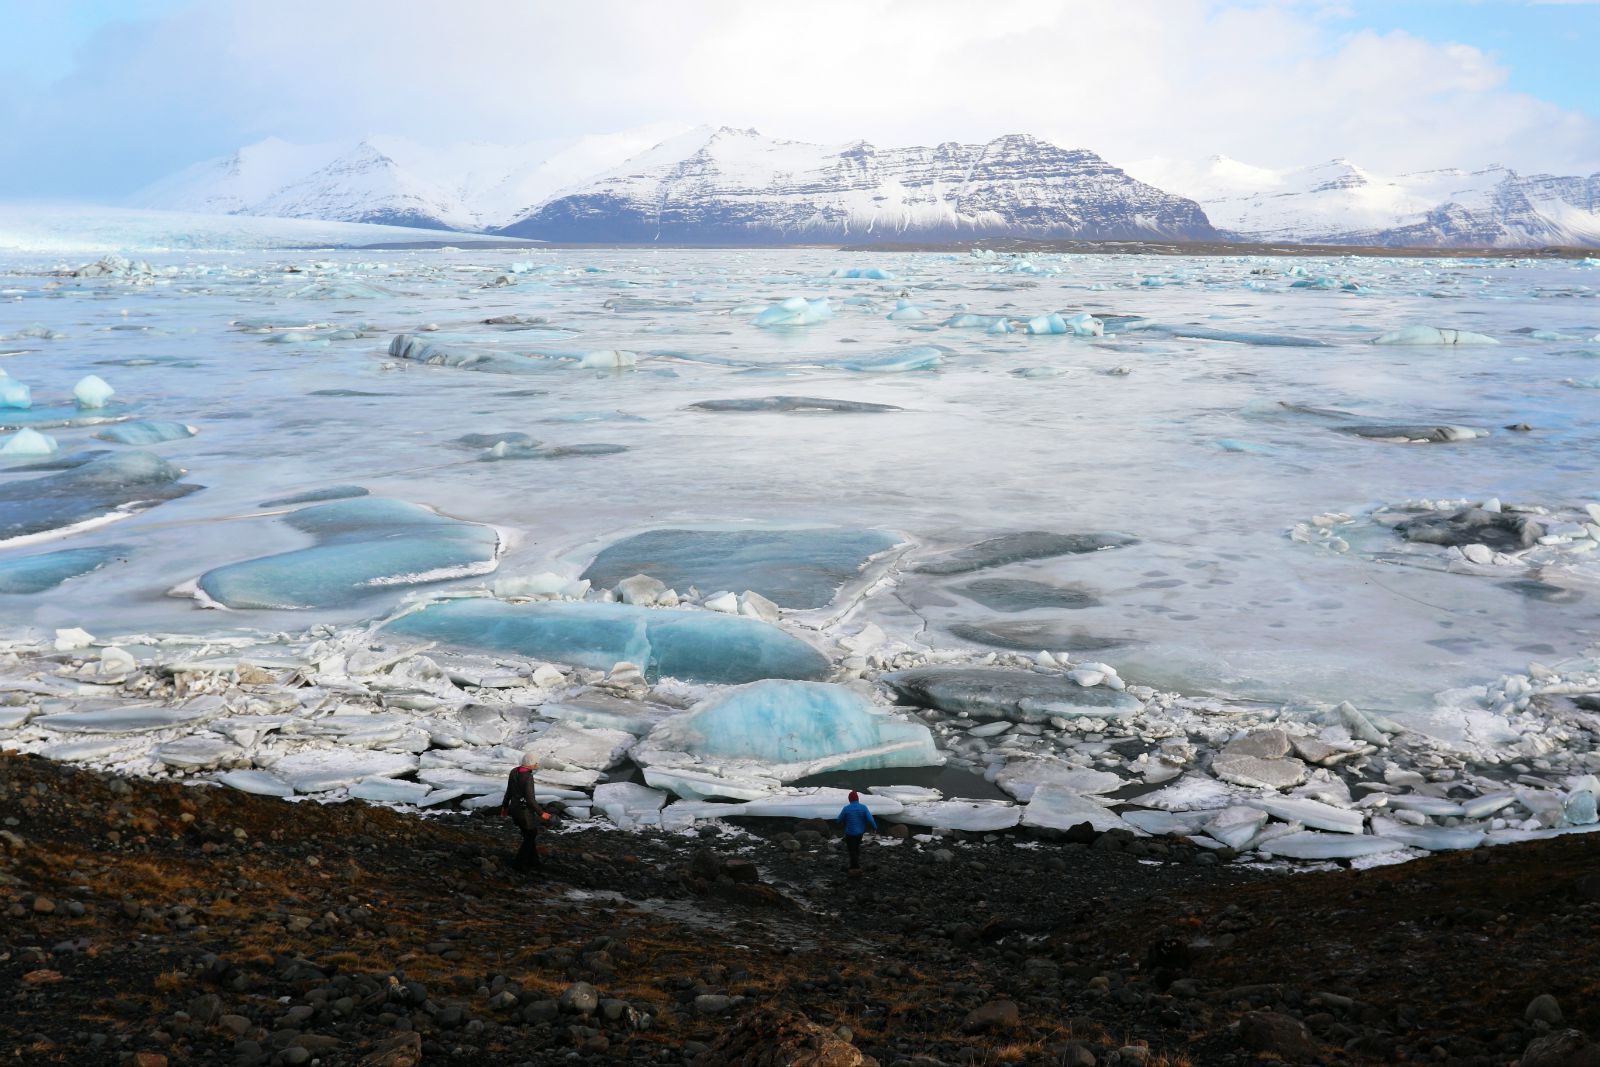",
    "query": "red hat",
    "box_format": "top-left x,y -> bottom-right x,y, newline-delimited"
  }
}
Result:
848,790 -> 859,802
